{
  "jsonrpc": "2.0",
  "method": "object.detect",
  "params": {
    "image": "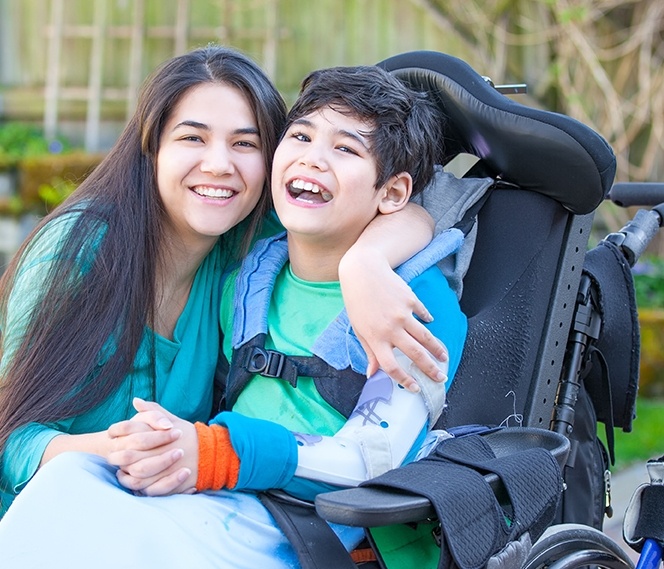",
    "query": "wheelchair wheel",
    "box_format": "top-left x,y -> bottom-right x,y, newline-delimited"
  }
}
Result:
522,523 -> 635,569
